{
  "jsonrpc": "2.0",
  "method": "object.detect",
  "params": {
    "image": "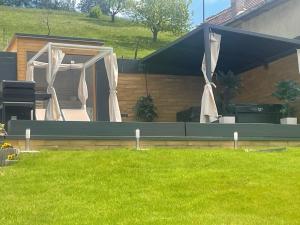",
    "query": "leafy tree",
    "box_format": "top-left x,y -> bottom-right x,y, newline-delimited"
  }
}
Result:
104,0 -> 127,22
2,0 -> 75,10
79,0 -> 97,13
130,0 -> 191,42
78,0 -> 94,13
59,0 -> 76,11
89,5 -> 102,18
3,0 -> 31,7
79,0 -> 110,14
98,0 -> 110,14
